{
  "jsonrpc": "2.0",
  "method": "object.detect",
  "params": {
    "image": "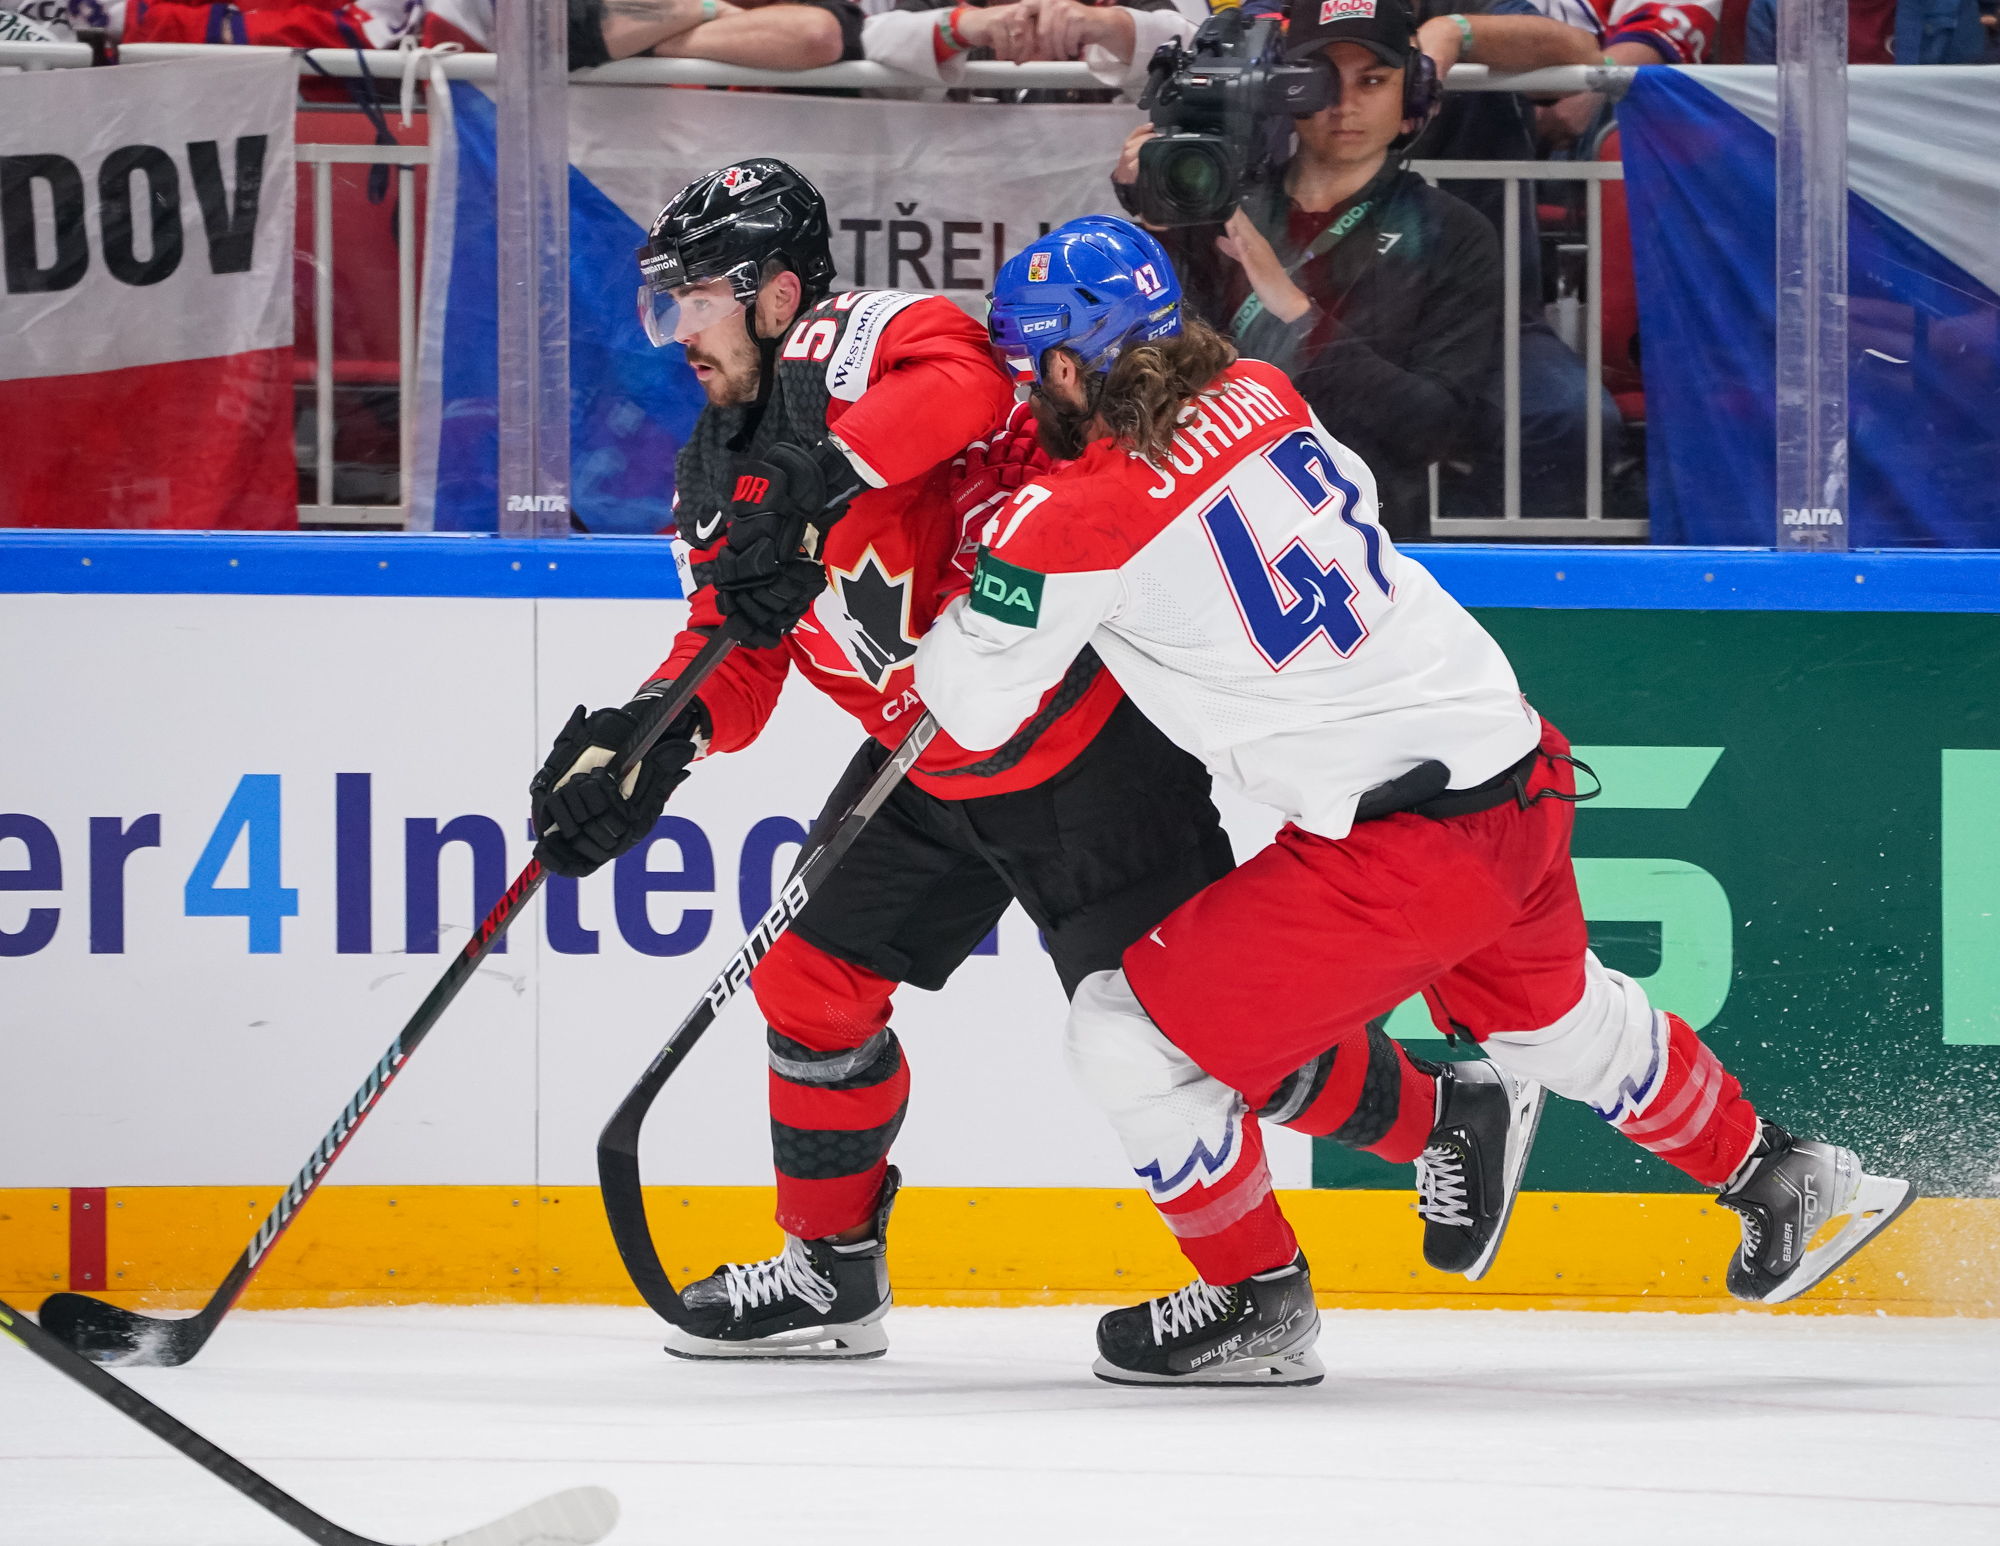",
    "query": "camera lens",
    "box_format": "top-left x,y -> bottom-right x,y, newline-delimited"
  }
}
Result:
1136,133 -> 1241,226
1164,148 -> 1225,208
